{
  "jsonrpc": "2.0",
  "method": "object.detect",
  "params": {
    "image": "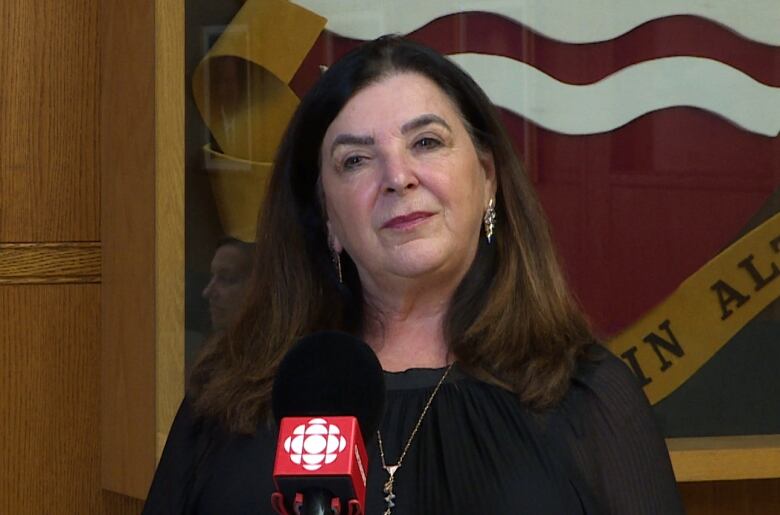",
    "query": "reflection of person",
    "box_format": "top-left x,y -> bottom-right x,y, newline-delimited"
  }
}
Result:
201,237 -> 254,332
185,237 -> 254,381
143,36 -> 683,514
